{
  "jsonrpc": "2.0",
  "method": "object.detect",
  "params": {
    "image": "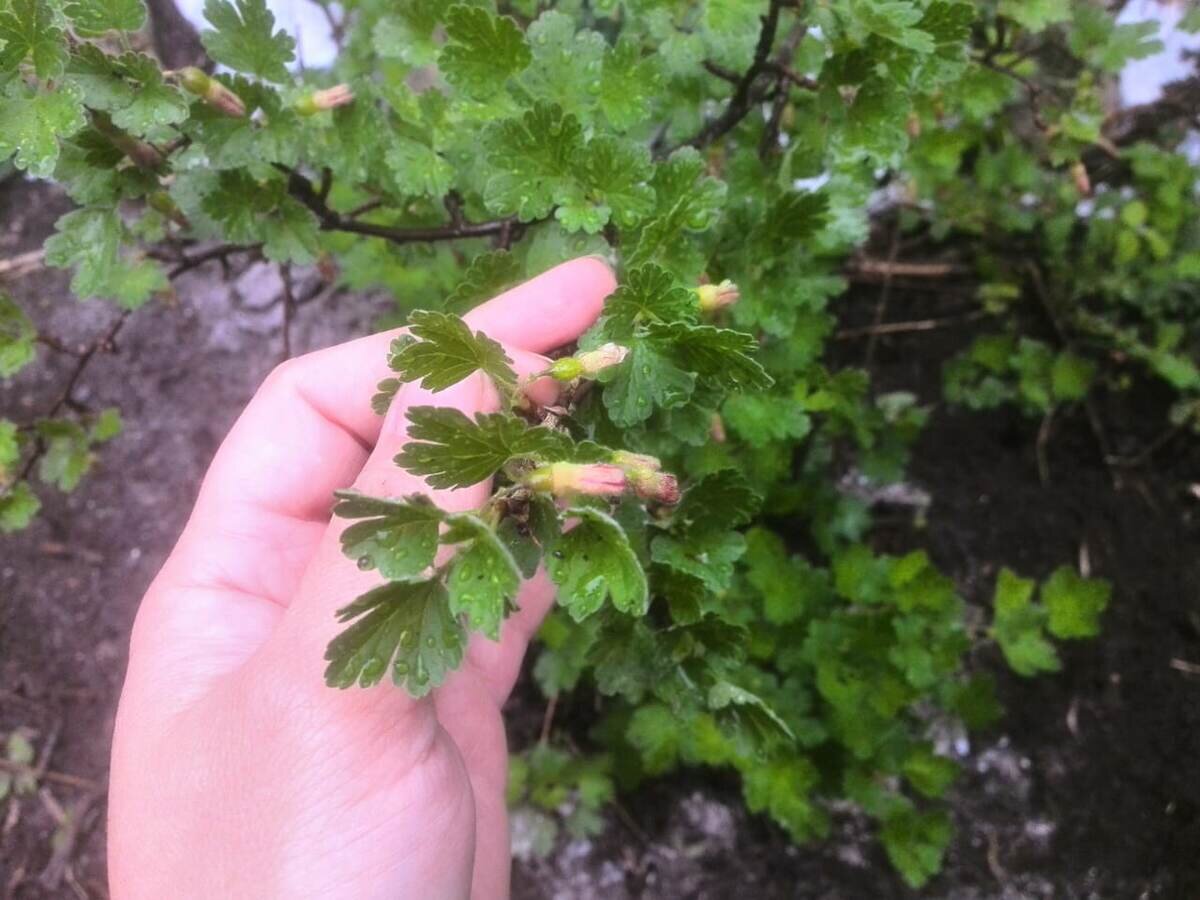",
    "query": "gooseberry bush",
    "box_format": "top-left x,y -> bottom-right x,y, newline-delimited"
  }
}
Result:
5,0 -> 1179,886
